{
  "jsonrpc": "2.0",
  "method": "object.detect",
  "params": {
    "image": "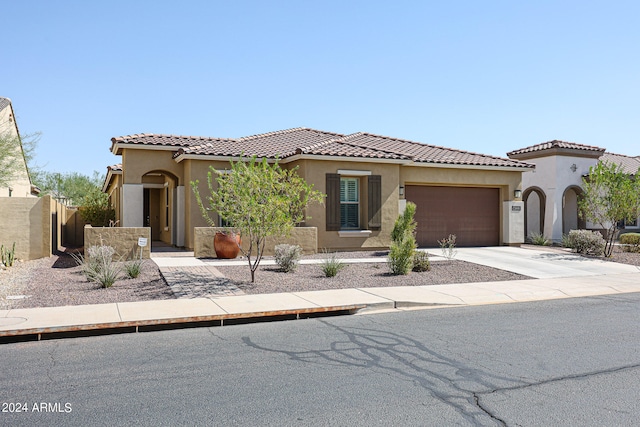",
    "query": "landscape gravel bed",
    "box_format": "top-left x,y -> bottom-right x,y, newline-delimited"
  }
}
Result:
218,260 -> 531,295
1,247 -> 638,310
0,253 -> 174,309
